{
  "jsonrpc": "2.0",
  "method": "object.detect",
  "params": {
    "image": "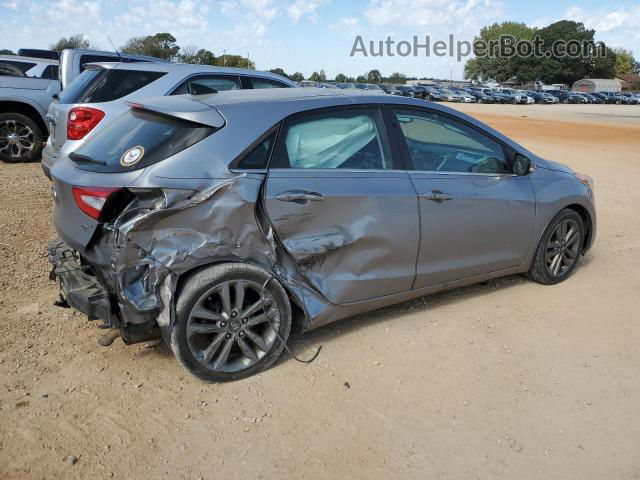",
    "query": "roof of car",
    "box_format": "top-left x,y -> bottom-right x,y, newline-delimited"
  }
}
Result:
193,87 -> 403,107
0,55 -> 58,64
87,61 -> 295,83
